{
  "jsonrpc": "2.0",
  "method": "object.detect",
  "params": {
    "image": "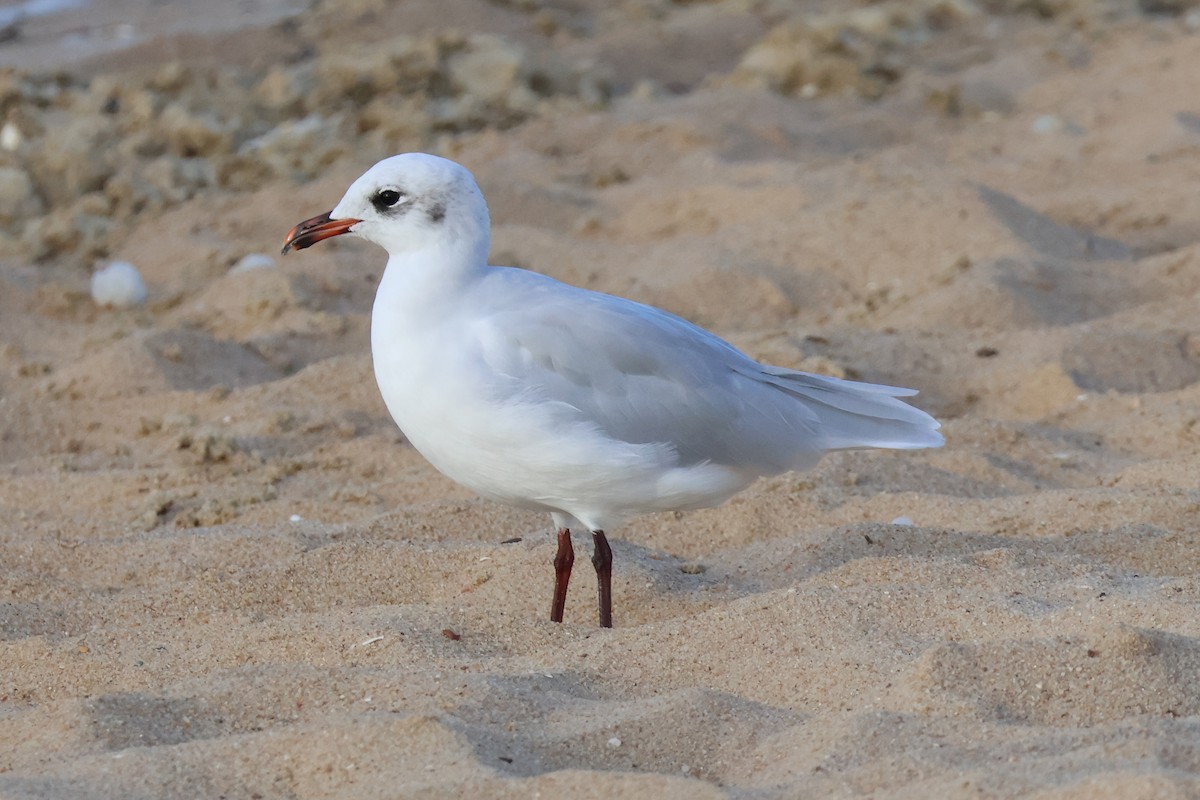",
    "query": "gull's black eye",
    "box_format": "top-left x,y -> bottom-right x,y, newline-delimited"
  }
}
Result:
373,189 -> 404,210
